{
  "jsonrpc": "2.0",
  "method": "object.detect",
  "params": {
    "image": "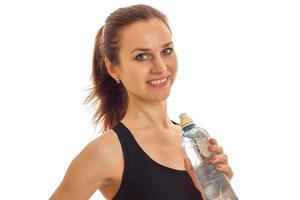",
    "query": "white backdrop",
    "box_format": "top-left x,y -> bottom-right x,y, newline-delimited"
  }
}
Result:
0,0 -> 299,199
